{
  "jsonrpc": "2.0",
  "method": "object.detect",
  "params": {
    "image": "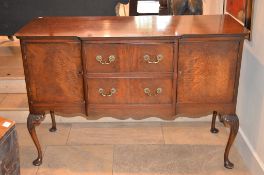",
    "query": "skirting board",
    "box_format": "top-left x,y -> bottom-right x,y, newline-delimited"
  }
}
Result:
236,128 -> 264,175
